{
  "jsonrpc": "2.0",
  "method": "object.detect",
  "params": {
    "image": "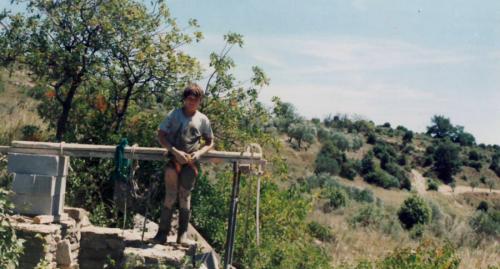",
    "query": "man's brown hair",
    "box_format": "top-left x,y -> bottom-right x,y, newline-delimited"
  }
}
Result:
182,83 -> 204,100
